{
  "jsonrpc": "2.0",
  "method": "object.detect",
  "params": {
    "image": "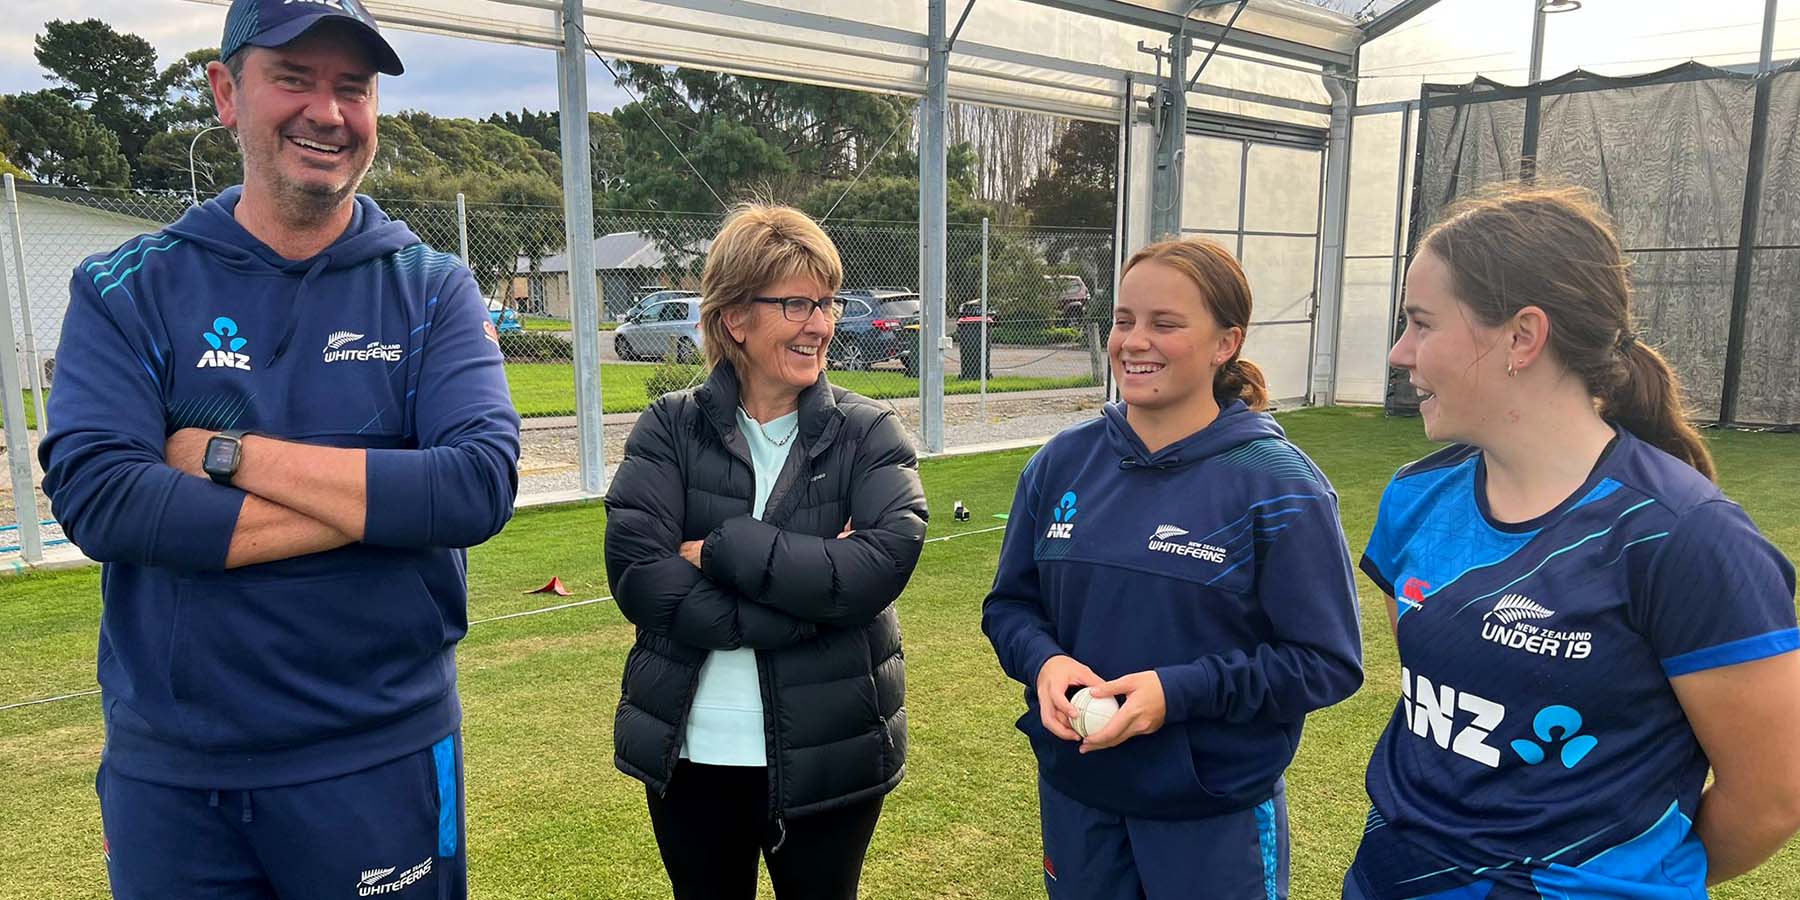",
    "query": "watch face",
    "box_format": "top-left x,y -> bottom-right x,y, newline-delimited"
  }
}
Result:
205,438 -> 237,472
